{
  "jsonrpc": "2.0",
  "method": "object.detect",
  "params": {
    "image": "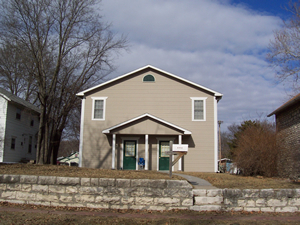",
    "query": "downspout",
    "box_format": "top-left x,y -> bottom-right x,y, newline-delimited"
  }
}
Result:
79,96 -> 86,167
